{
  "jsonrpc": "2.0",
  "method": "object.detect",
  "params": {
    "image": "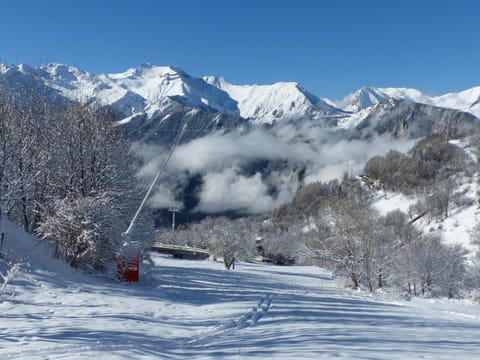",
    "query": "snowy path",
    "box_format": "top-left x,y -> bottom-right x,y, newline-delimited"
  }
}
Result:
1,253 -> 480,359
